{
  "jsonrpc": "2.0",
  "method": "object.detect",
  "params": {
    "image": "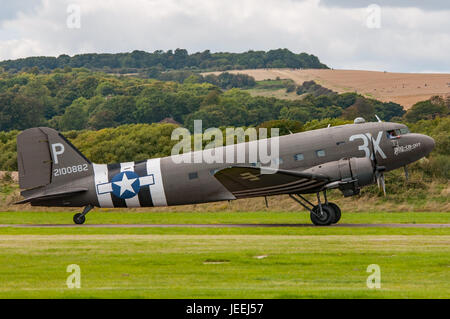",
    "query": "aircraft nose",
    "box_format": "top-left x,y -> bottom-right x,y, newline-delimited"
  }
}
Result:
420,134 -> 435,155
